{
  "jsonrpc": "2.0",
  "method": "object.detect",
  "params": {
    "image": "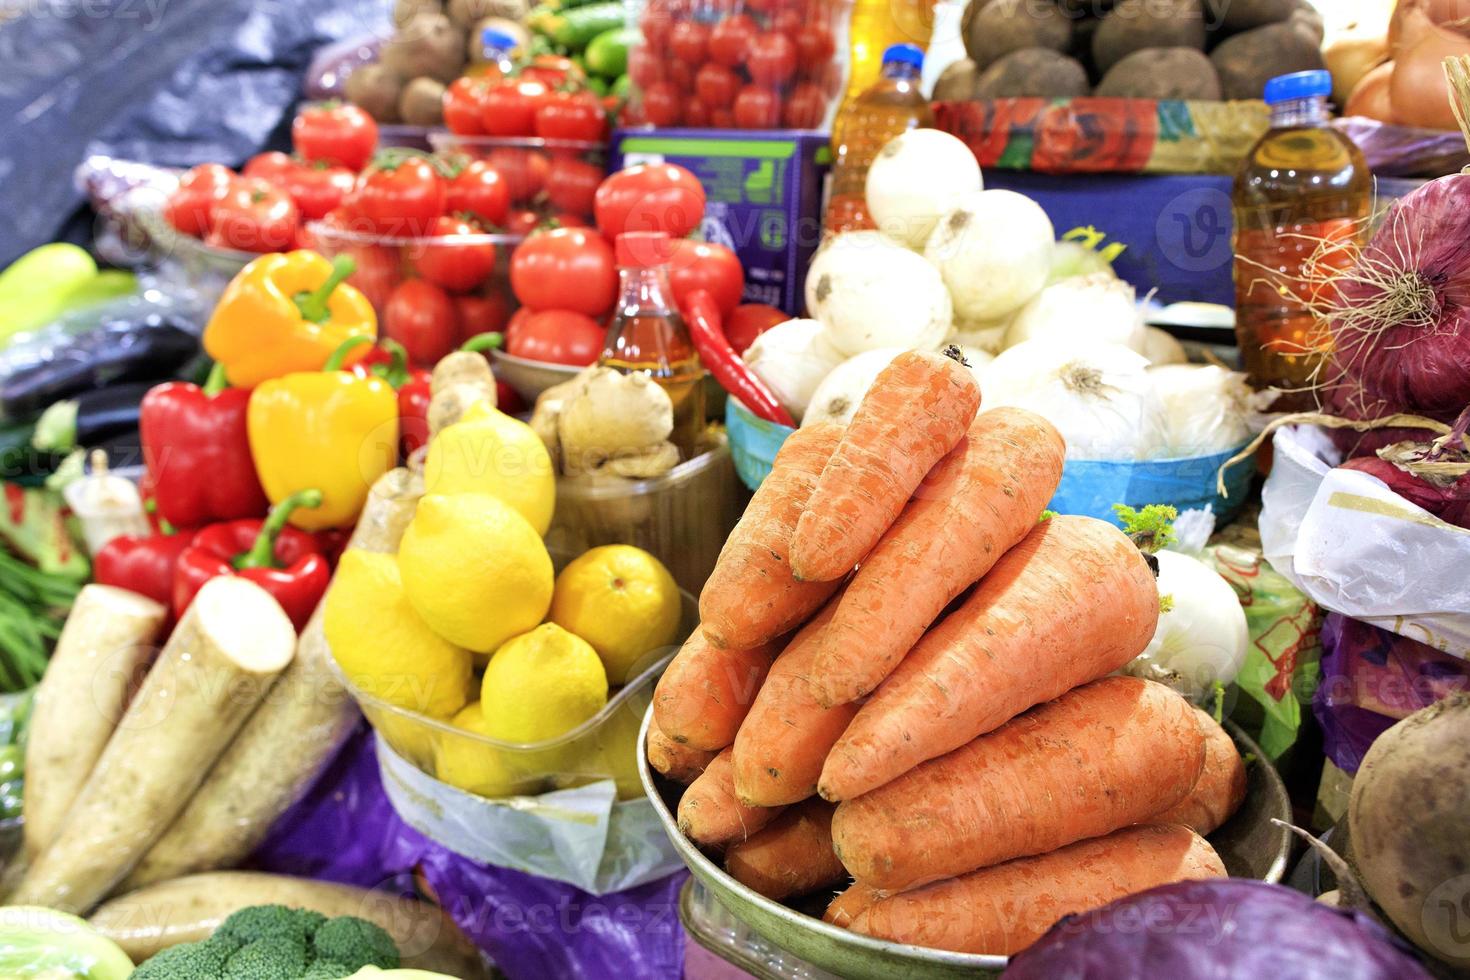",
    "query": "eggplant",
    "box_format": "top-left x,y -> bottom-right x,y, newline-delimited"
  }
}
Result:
30,381 -> 152,455
0,313 -> 198,419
